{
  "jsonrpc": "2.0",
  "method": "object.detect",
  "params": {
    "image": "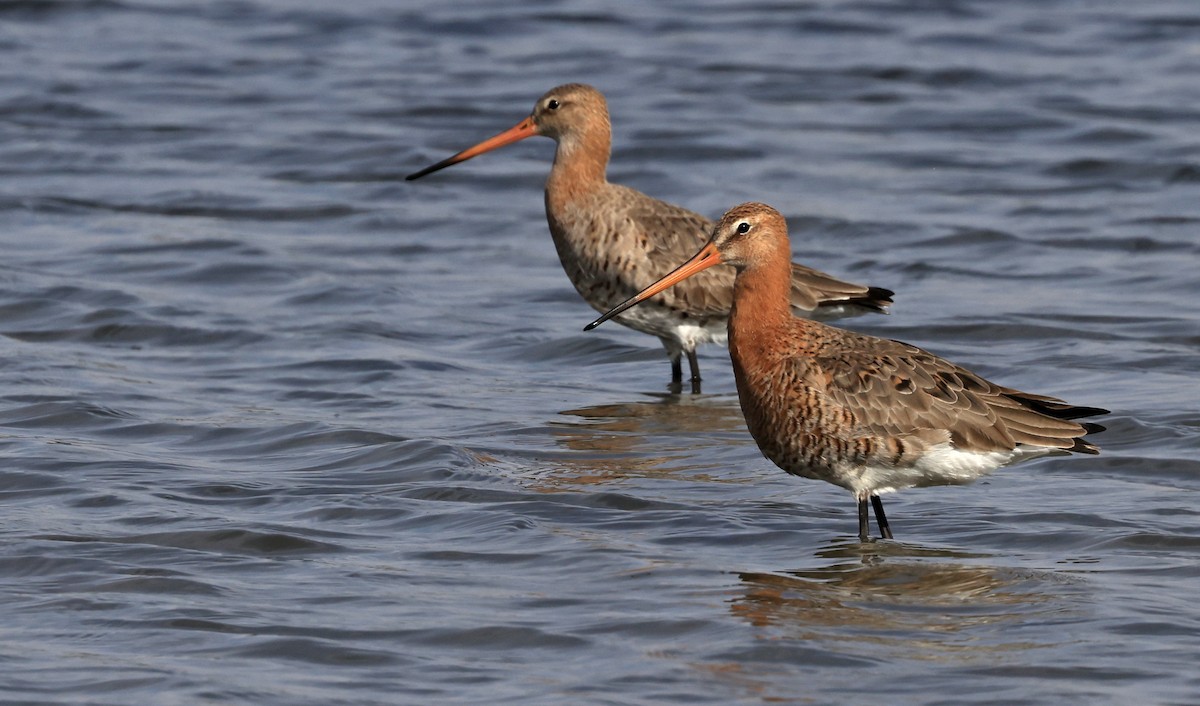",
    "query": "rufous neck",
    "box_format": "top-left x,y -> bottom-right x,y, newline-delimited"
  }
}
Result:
729,255 -> 796,349
546,124 -> 611,202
